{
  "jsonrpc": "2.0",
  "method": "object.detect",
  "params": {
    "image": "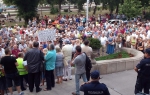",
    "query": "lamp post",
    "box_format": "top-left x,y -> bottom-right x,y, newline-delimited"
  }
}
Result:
86,0 -> 89,26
